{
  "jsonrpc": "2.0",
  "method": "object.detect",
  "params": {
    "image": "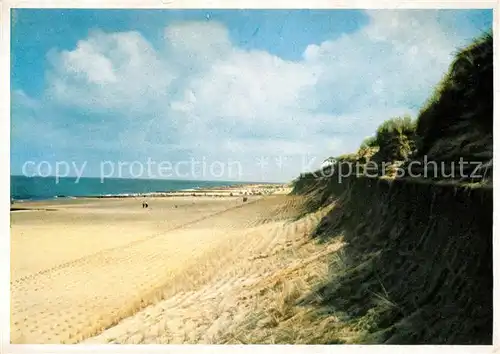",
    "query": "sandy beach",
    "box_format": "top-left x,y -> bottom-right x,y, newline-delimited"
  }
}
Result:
10,183 -> 344,344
